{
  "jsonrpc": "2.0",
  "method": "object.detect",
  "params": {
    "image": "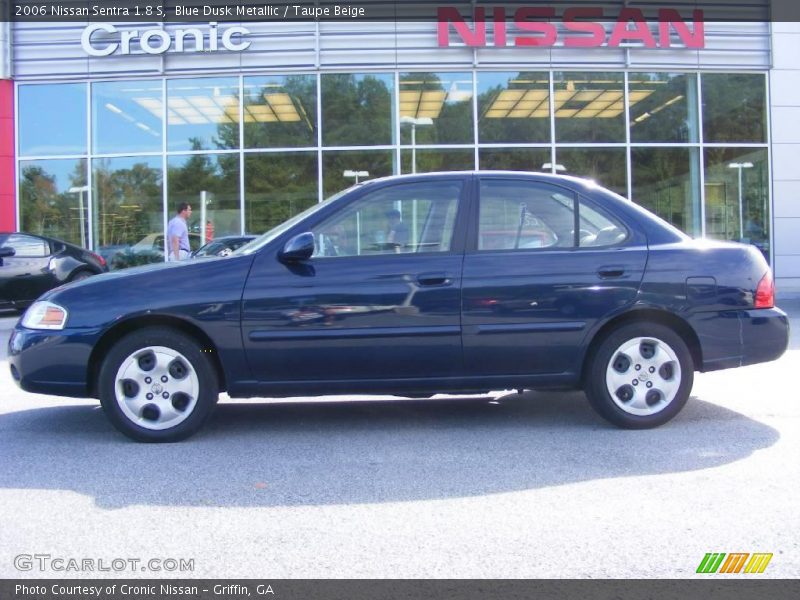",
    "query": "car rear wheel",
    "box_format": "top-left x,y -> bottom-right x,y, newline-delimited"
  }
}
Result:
98,327 -> 218,442
585,322 -> 693,428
